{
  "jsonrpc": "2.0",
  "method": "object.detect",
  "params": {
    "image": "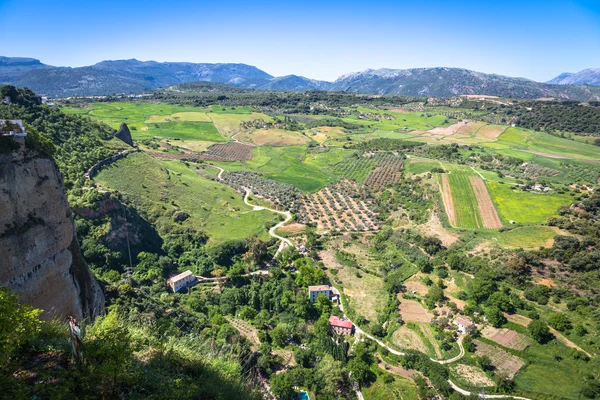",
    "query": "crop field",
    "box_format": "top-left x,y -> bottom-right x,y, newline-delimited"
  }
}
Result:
94,152 -> 277,243
198,142 -> 253,161
469,176 -> 503,229
481,326 -> 532,350
397,299 -> 432,323
473,340 -> 525,379
238,128 -> 311,146
390,326 -> 428,354
450,364 -> 495,388
224,146 -> 339,192
495,127 -> 600,161
208,112 -> 274,138
445,173 -> 483,229
299,180 -> 380,231
405,158 -> 442,176
144,121 -> 225,141
486,181 -> 572,224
